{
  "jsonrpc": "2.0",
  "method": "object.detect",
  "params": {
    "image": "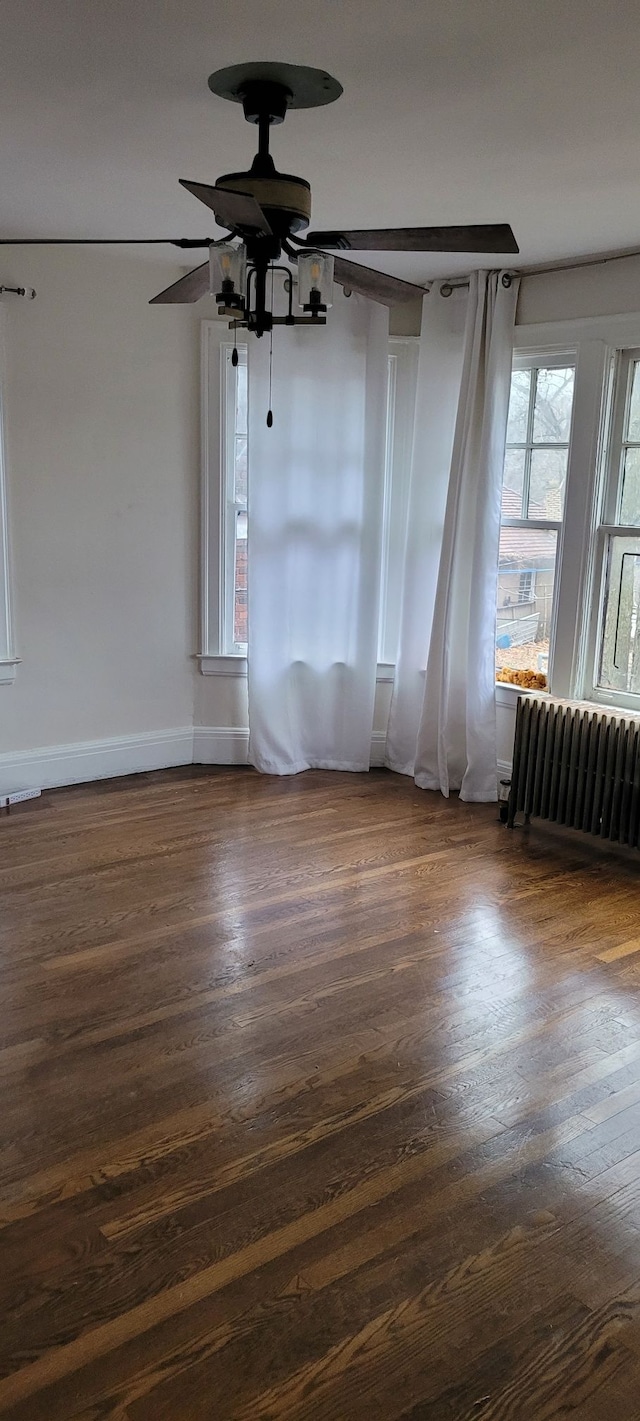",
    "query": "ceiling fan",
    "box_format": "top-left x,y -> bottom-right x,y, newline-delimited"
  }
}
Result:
1,61 -> 519,331
150,61 -> 519,328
